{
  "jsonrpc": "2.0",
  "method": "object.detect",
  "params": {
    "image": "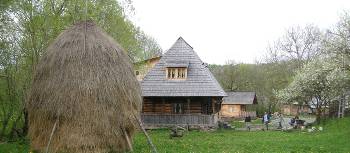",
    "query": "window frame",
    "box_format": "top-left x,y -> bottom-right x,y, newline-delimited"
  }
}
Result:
173,103 -> 184,114
165,67 -> 187,80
